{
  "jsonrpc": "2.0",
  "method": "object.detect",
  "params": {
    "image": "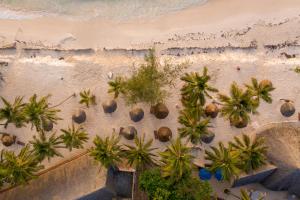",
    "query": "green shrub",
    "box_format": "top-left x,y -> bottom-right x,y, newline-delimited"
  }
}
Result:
108,49 -> 189,105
